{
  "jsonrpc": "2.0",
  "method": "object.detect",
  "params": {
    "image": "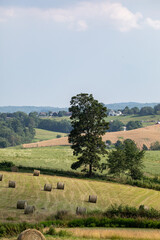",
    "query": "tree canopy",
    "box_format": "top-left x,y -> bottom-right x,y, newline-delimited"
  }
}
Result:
107,139 -> 145,179
68,93 -> 109,176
